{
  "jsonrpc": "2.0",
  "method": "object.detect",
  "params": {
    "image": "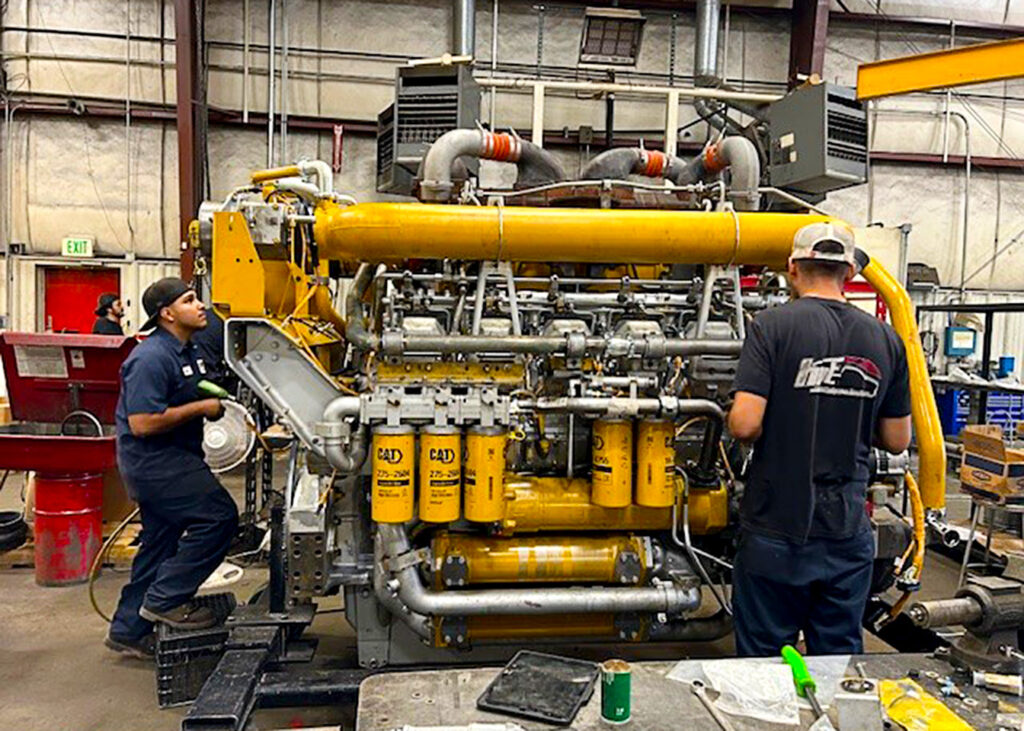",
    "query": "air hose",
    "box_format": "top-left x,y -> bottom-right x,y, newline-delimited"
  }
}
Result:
88,507 -> 140,622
